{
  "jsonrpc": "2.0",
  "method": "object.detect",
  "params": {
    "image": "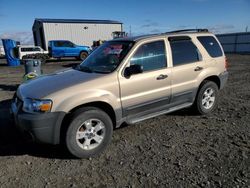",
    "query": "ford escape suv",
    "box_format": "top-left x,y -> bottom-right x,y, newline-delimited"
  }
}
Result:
11,29 -> 228,158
